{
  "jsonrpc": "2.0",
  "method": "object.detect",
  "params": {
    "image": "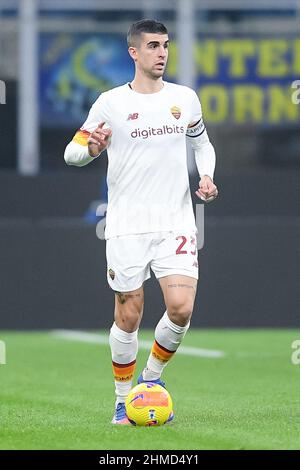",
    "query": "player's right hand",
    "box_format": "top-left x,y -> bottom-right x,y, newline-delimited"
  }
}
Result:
87,122 -> 112,157
195,175 -> 219,203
